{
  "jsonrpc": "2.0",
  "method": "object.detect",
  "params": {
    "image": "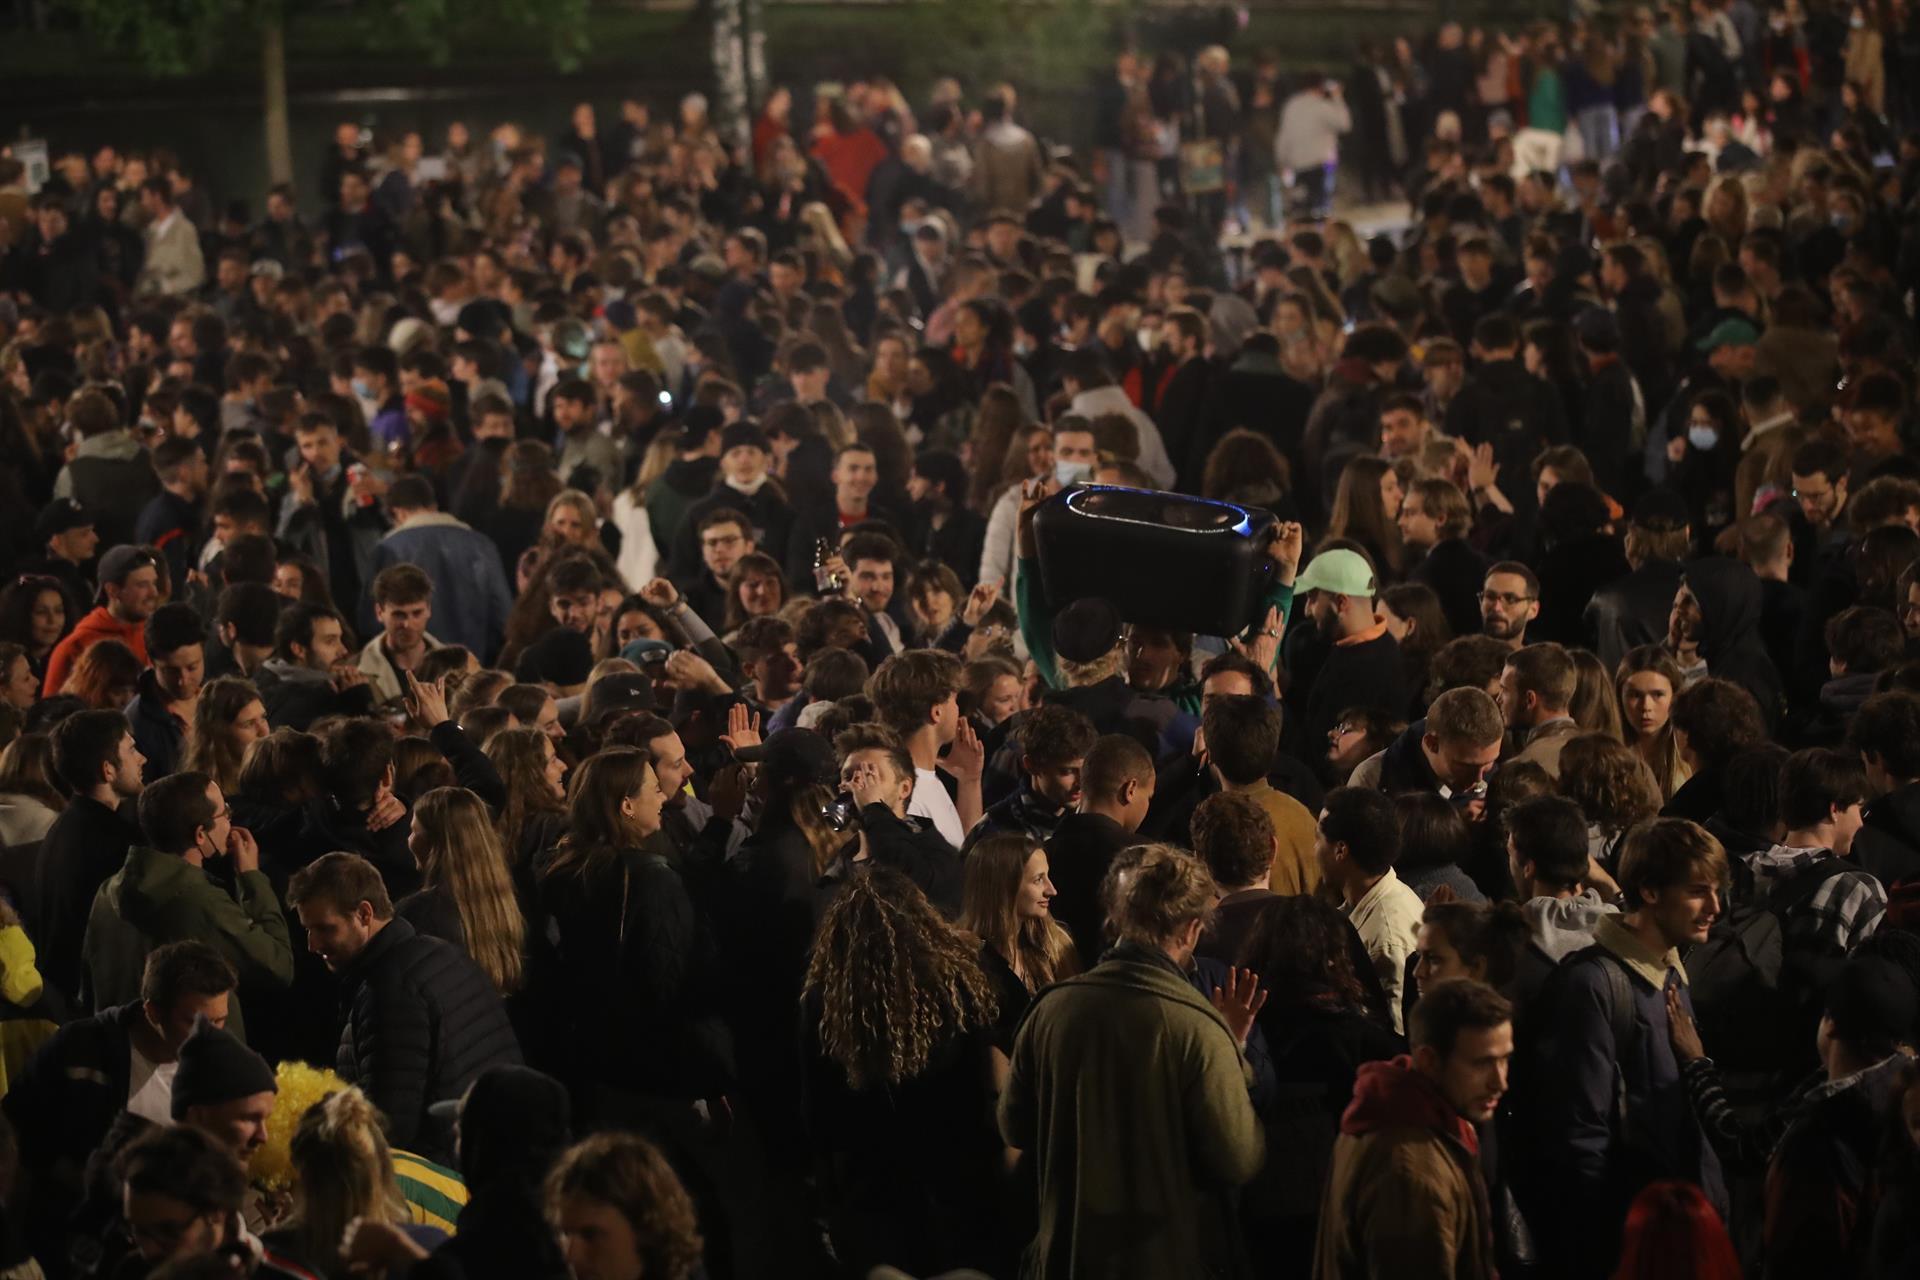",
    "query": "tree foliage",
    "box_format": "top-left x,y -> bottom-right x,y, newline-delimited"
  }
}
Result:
53,0 -> 592,75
